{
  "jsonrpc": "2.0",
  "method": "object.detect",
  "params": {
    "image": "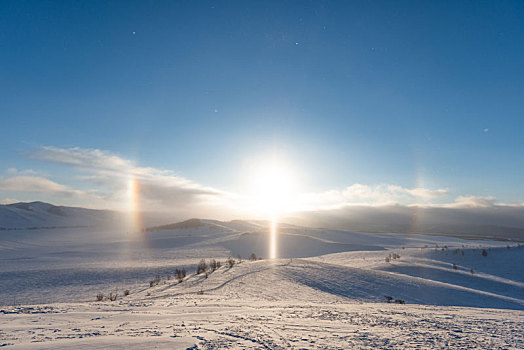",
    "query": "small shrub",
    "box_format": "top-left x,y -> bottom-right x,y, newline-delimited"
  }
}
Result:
175,268 -> 186,282
96,293 -> 104,301
237,255 -> 243,263
385,296 -> 393,303
395,299 -> 405,304
197,289 -> 204,295
385,256 -> 390,263
196,259 -> 208,274
124,290 -> 130,296
108,292 -> 118,301
470,268 -> 475,274
227,256 -> 235,268
482,249 -> 488,257
452,263 -> 457,270
210,259 -> 219,271
249,253 -> 257,261
149,275 -> 161,287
